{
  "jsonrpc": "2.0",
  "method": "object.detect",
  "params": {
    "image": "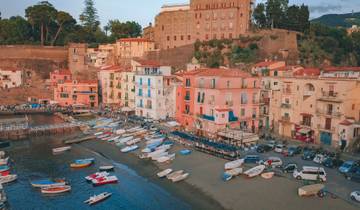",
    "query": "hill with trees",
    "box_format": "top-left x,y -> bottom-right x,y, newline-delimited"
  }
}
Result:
312,12 -> 360,28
